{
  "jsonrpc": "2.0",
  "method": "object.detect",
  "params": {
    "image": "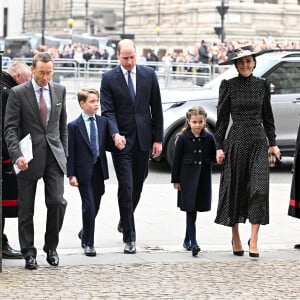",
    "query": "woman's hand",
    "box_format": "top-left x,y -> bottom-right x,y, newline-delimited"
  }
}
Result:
216,149 -> 225,164
269,146 -> 281,161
